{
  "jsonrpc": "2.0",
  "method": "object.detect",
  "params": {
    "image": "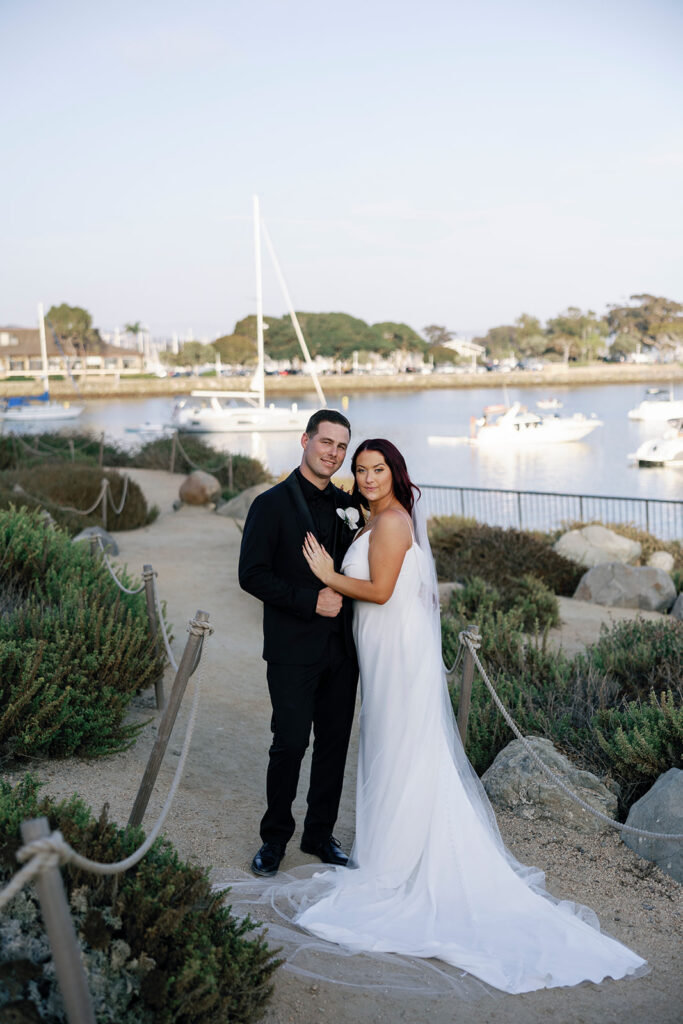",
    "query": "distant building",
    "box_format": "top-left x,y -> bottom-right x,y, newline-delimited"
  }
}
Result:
0,327 -> 143,377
